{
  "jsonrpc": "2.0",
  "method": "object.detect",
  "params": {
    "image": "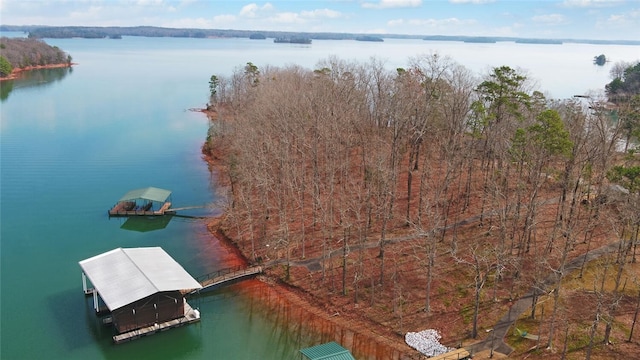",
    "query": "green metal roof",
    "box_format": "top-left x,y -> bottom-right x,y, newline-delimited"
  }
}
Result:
300,342 -> 355,360
118,187 -> 171,203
